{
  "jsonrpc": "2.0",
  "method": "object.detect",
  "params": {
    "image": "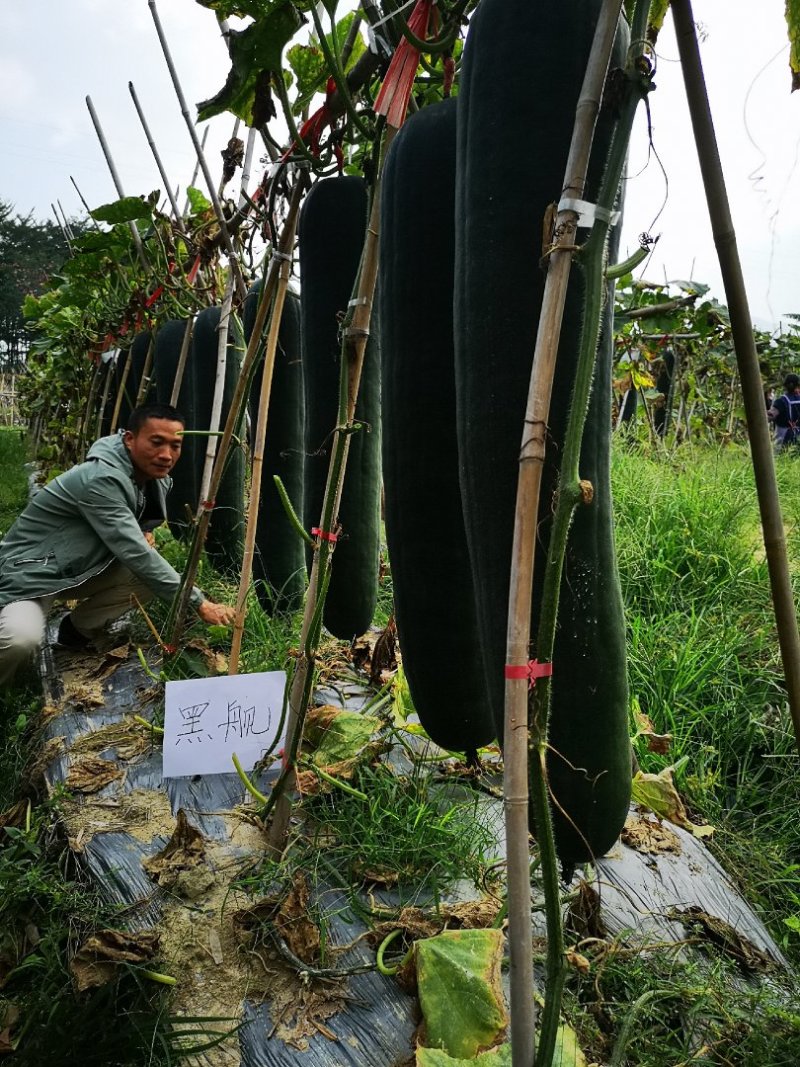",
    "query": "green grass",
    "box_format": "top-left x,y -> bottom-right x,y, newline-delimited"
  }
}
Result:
564,942 -> 800,1066
612,442 -> 800,953
0,426 -> 29,536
